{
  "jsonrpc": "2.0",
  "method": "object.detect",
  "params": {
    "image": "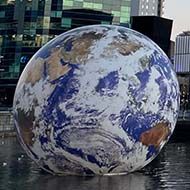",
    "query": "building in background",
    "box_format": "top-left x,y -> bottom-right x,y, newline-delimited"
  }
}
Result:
174,31 -> 190,73
62,0 -> 131,24
131,16 -> 172,56
157,0 -> 164,16
131,0 -> 164,16
0,0 -> 118,107
174,31 -> 190,115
